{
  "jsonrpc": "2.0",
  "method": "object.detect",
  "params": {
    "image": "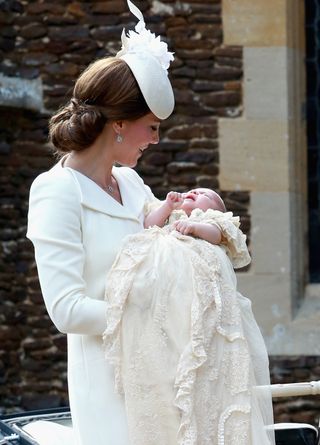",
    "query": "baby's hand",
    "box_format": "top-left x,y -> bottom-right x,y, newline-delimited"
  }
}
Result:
166,191 -> 183,210
173,220 -> 196,236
